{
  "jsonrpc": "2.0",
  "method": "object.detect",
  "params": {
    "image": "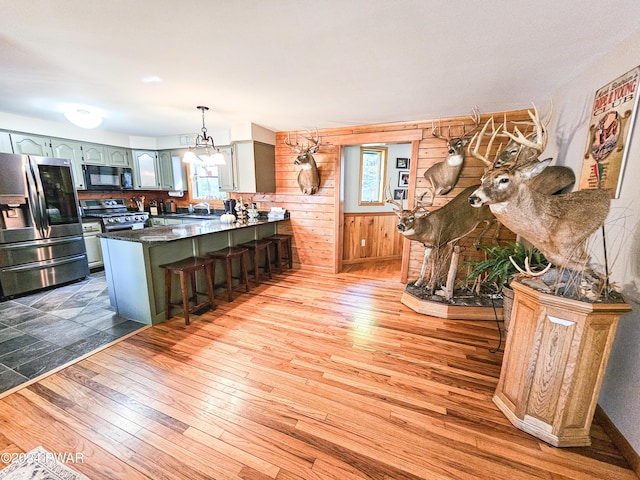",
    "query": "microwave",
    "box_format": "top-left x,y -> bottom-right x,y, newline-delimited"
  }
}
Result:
83,165 -> 133,191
